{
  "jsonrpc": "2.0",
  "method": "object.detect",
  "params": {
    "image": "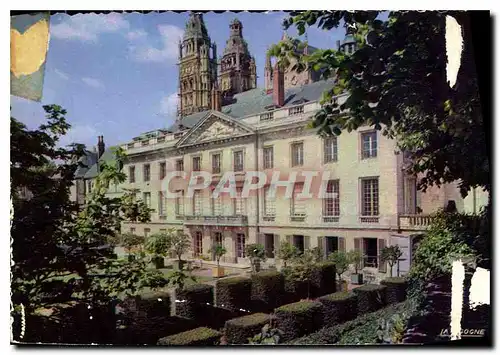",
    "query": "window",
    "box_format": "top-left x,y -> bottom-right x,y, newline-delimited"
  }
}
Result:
192,156 -> 201,172
361,131 -> 378,159
291,142 -> 304,167
288,105 -> 304,116
158,191 -> 165,216
214,232 -> 223,247
130,227 -> 136,234
157,136 -> 165,143
323,180 -> 340,220
143,164 -> 151,182
211,195 -> 222,216
264,234 -> 275,258
175,190 -> 184,216
128,166 -> 135,183
236,234 -> 246,258
127,143 -> 135,149
361,178 -> 379,216
87,180 -> 92,193
212,153 -> 221,174
233,150 -> 244,172
260,112 -> 274,121
143,192 -> 151,208
194,232 -> 203,257
141,140 -> 149,147
176,159 -> 184,172
144,228 -> 151,238
291,183 -> 306,219
193,190 -> 203,216
263,146 -> 274,169
233,187 -> 246,215
293,235 -> 305,254
159,162 -> 166,180
324,137 -> 338,163
263,186 -> 276,217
